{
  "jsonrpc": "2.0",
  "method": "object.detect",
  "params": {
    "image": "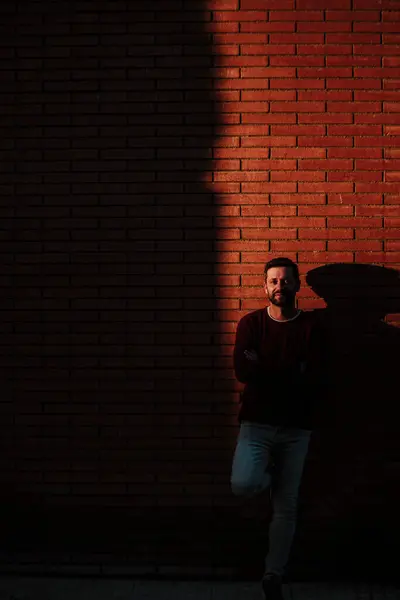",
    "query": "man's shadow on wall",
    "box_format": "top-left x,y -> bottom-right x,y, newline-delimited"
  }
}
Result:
292,263 -> 400,581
